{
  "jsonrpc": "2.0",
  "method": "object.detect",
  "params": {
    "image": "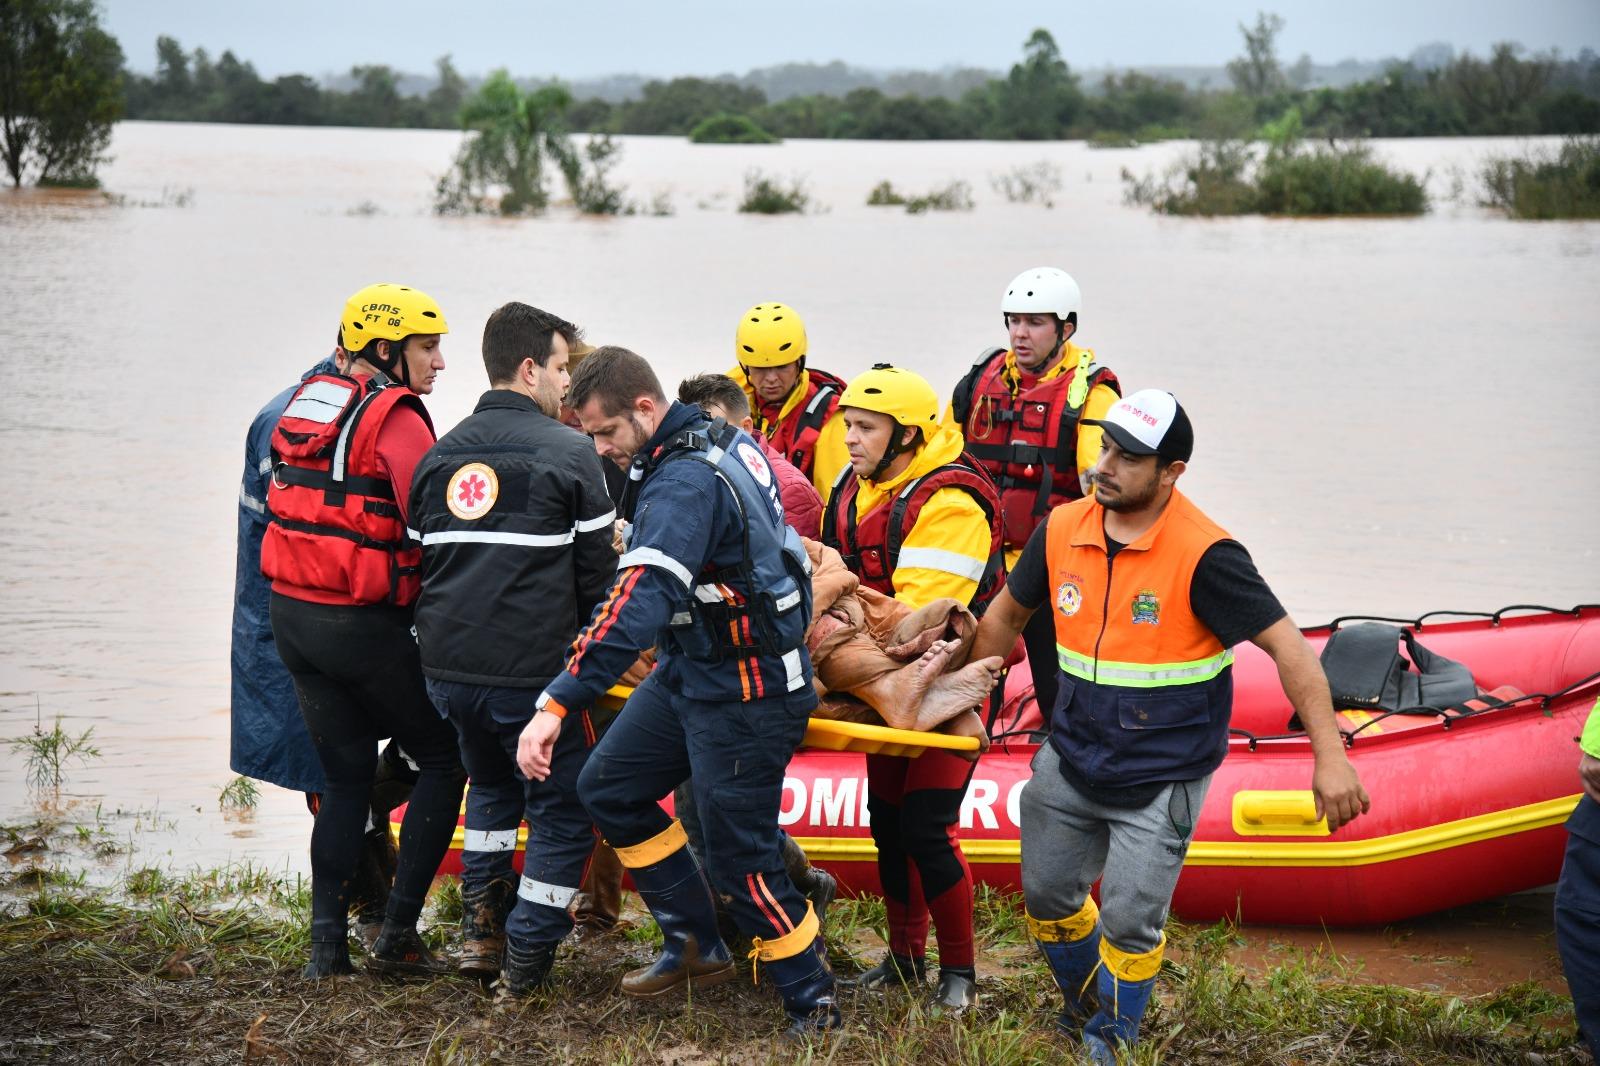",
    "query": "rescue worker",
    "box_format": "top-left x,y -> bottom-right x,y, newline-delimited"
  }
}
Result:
727,302 -> 850,498
821,364 -> 1004,1012
231,349 -> 415,947
968,389 -> 1370,1062
673,372 -> 836,932
263,283 -> 467,978
409,303 -> 618,990
1556,694 -> 1600,1055
515,347 -> 839,1041
949,268 -> 1120,724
